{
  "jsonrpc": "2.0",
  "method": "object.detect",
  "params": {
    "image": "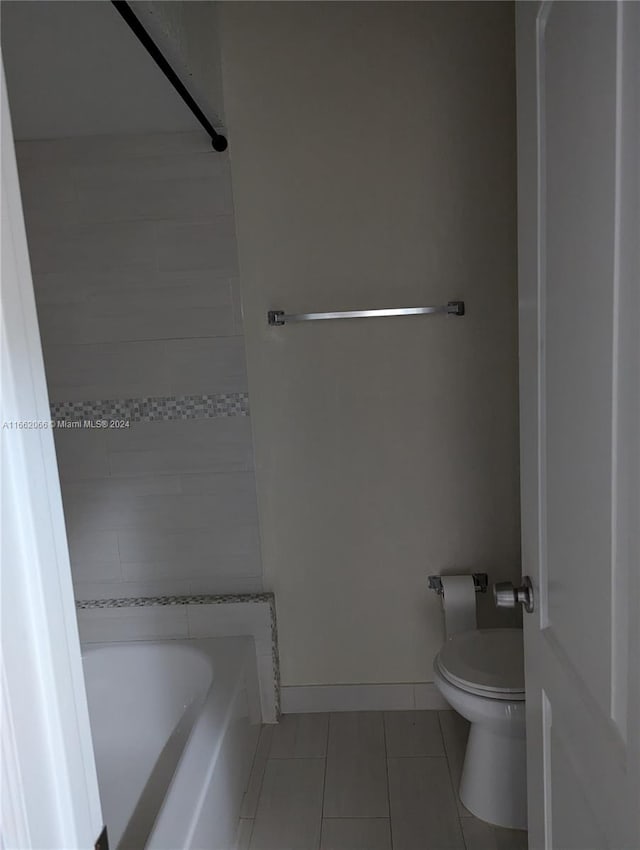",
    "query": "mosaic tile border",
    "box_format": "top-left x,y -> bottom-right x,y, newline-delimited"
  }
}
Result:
50,392 -> 249,424
76,592 -> 280,717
